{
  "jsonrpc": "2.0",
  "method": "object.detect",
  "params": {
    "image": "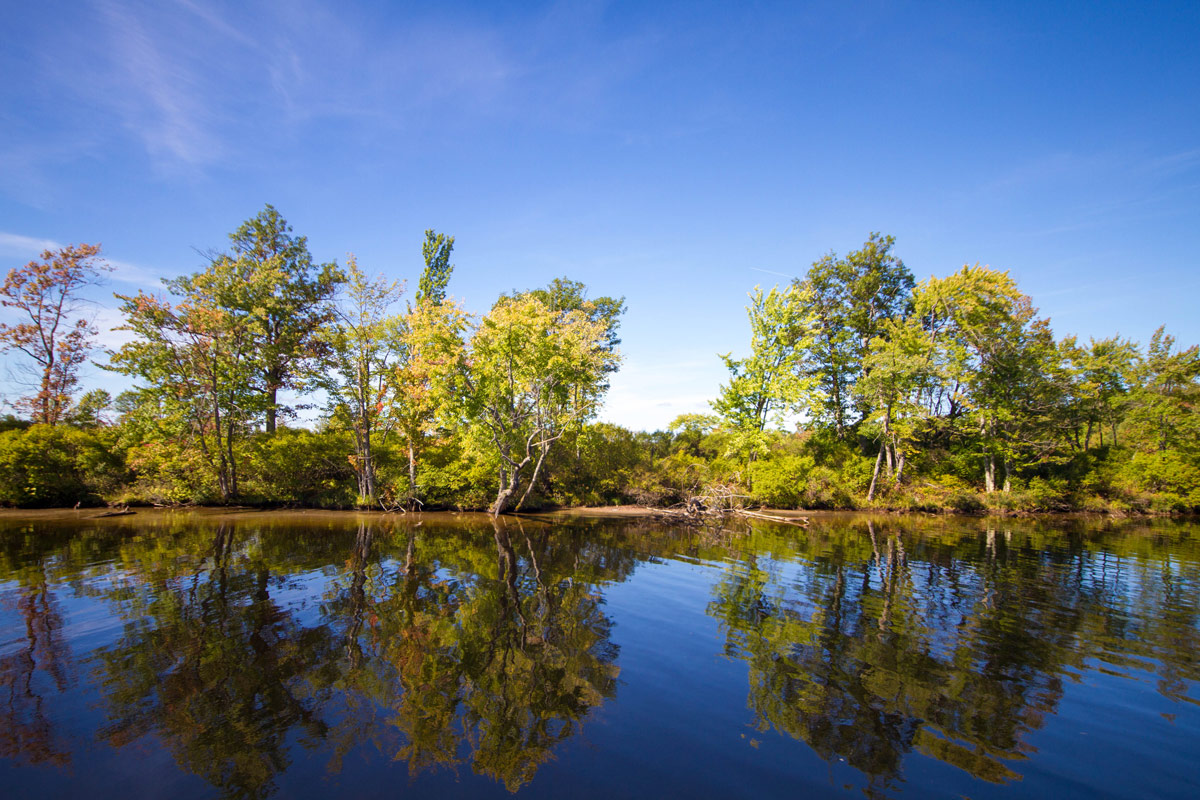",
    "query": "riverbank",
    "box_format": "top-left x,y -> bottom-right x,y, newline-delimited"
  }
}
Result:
0,503 -> 1188,526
